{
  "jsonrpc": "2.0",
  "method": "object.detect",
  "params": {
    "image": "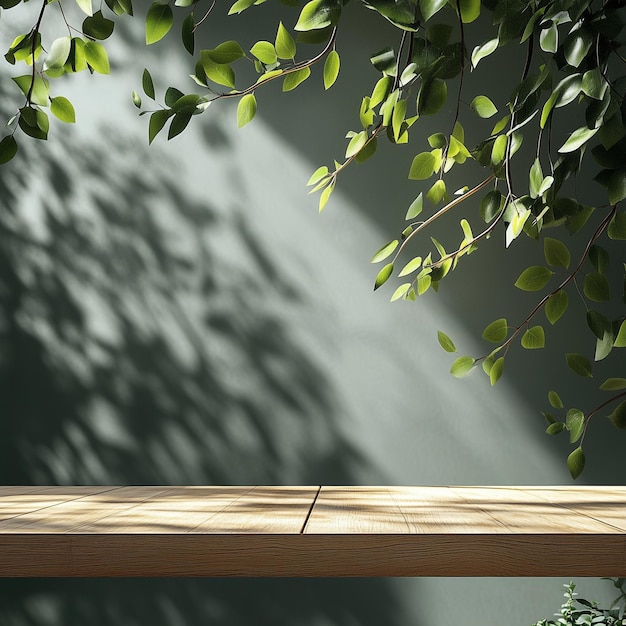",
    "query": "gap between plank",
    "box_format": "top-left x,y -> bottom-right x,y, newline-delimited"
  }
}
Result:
300,486 -> 322,534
